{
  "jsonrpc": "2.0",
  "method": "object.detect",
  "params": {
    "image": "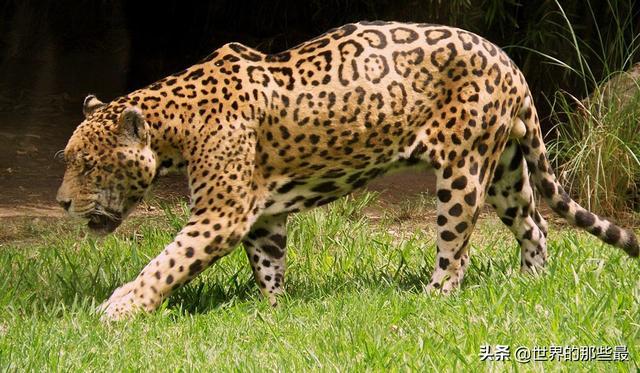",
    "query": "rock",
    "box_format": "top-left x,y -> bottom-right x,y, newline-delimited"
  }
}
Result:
583,62 -> 640,111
